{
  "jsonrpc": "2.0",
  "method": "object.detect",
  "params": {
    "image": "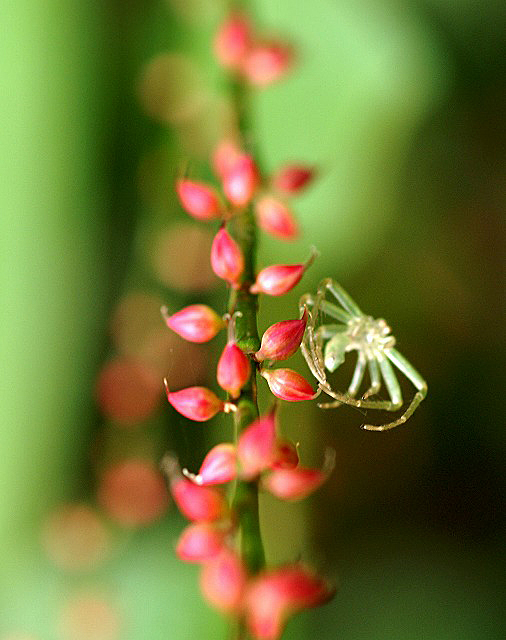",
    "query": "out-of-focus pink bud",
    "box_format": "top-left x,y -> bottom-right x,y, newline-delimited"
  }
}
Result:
255,308 -> 307,363
214,12 -> 252,70
192,443 -> 237,486
176,180 -> 223,220
270,439 -> 299,470
211,227 -> 245,286
244,566 -> 334,639
212,139 -> 243,179
222,154 -> 260,207
261,368 -> 316,402
200,549 -> 247,613
165,381 -> 223,422
262,450 -> 334,501
272,166 -> 315,195
255,196 -> 298,240
242,43 -> 294,88
217,342 -> 250,398
237,408 -> 277,480
161,304 -> 224,343
176,523 -> 226,563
